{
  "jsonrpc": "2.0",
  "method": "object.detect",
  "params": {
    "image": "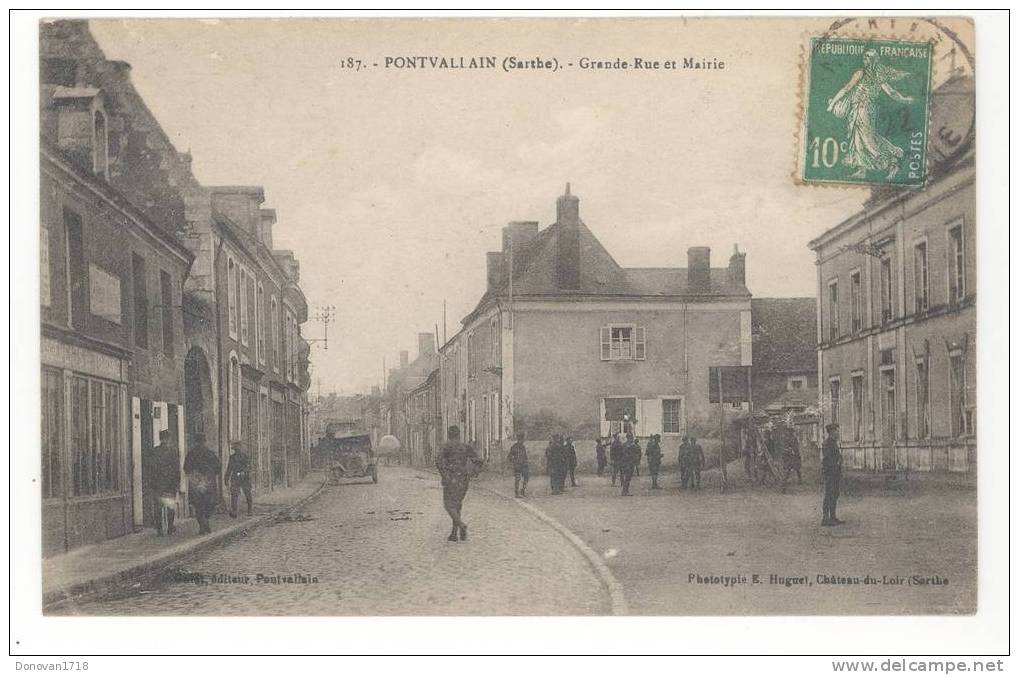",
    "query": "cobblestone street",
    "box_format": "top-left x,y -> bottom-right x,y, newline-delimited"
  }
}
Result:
53,468 -> 609,616
482,464 -> 976,615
